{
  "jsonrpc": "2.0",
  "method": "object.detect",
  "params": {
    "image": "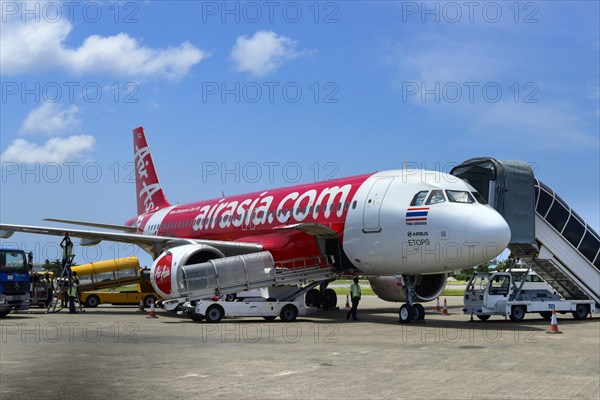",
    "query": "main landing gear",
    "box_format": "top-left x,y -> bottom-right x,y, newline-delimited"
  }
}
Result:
305,280 -> 337,310
397,275 -> 425,323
